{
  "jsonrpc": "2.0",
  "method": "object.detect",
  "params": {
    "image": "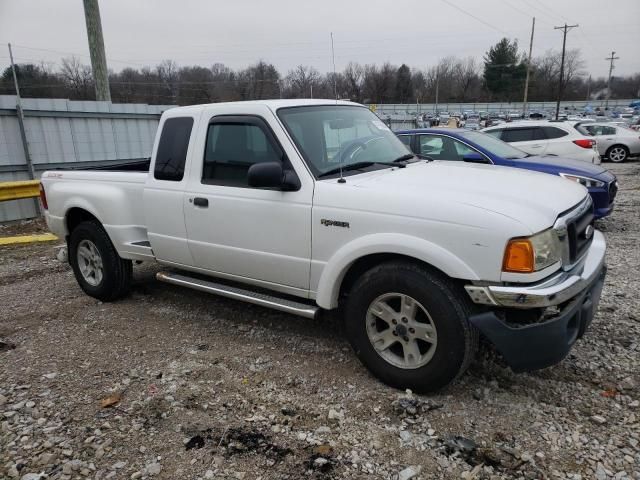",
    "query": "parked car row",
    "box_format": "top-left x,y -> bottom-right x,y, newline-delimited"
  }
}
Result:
395,128 -> 617,219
